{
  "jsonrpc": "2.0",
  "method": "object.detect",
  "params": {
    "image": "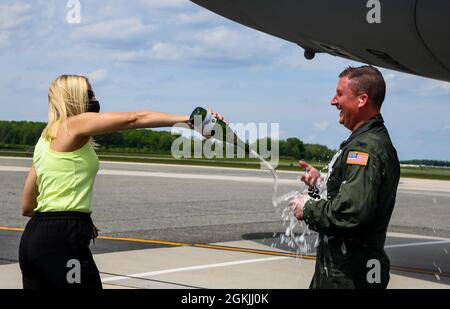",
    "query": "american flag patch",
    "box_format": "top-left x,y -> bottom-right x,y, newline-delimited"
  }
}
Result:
346,151 -> 369,166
